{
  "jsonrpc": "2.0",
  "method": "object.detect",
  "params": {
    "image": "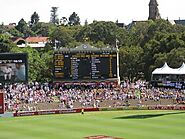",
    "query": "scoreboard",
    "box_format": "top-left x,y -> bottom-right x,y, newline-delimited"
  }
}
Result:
53,45 -> 118,81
